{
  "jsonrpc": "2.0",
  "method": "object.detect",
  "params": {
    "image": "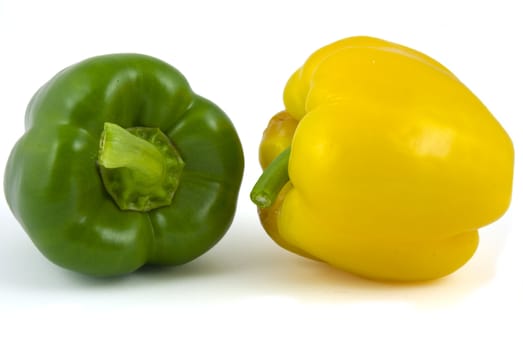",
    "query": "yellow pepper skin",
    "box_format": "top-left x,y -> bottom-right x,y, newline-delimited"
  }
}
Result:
251,36 -> 514,282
